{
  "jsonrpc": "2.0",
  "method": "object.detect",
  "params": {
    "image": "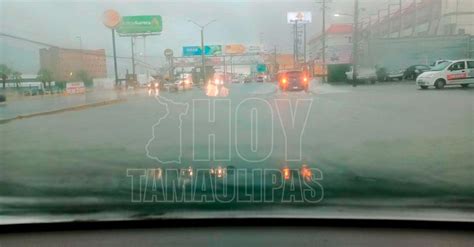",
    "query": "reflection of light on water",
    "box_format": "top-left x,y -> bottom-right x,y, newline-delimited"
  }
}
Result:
301,164 -> 312,181
206,84 -> 229,97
